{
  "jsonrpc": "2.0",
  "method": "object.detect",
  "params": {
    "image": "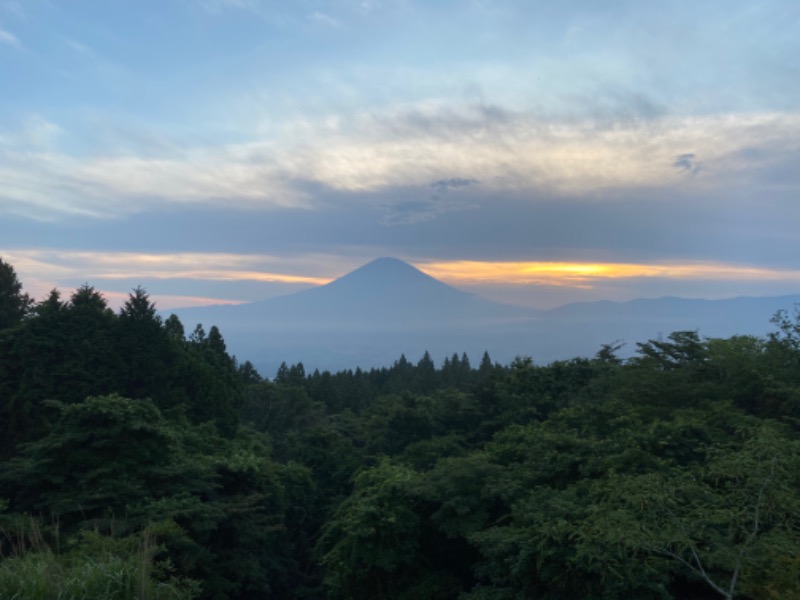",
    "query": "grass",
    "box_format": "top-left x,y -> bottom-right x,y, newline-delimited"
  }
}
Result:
0,519 -> 199,600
